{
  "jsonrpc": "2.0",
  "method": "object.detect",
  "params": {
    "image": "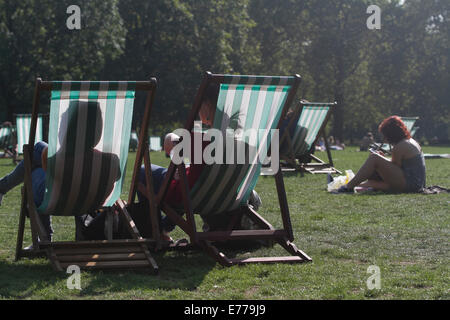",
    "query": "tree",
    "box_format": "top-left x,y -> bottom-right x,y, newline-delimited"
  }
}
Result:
112,0 -> 257,135
0,0 -> 126,120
